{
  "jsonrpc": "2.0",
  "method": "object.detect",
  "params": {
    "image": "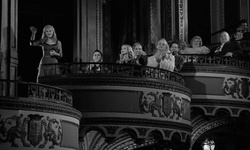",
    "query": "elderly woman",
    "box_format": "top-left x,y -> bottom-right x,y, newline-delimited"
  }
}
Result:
180,36 -> 210,54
